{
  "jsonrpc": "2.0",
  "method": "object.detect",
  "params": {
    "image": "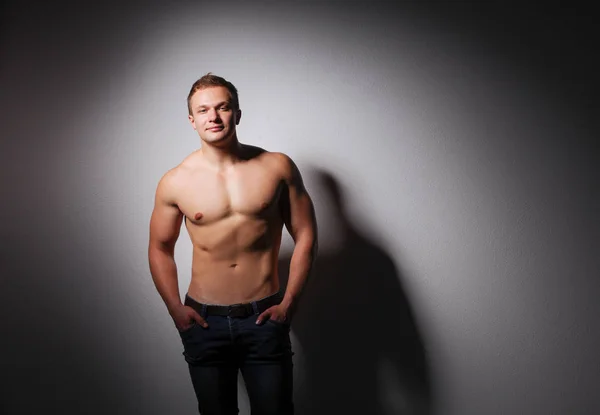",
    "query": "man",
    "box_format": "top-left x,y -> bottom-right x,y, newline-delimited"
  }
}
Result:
148,73 -> 318,415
